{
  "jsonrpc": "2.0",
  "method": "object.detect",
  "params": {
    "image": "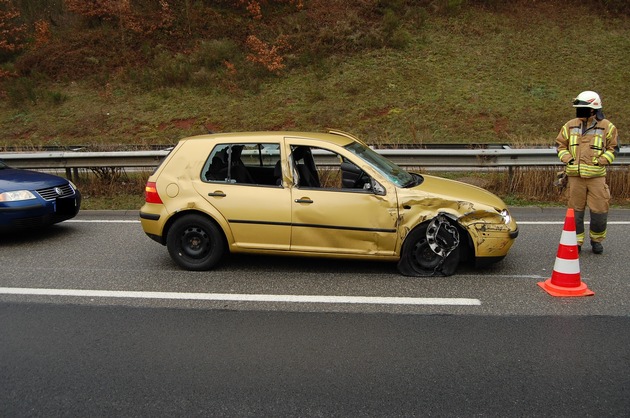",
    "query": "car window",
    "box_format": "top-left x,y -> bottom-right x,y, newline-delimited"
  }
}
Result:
290,145 -> 373,192
202,143 -> 281,186
344,141 -> 416,187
